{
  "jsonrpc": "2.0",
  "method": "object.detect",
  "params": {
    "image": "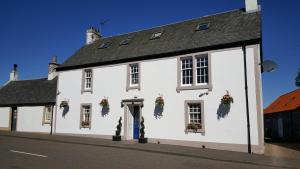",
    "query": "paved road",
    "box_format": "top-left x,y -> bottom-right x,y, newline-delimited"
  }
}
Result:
0,136 -> 289,169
